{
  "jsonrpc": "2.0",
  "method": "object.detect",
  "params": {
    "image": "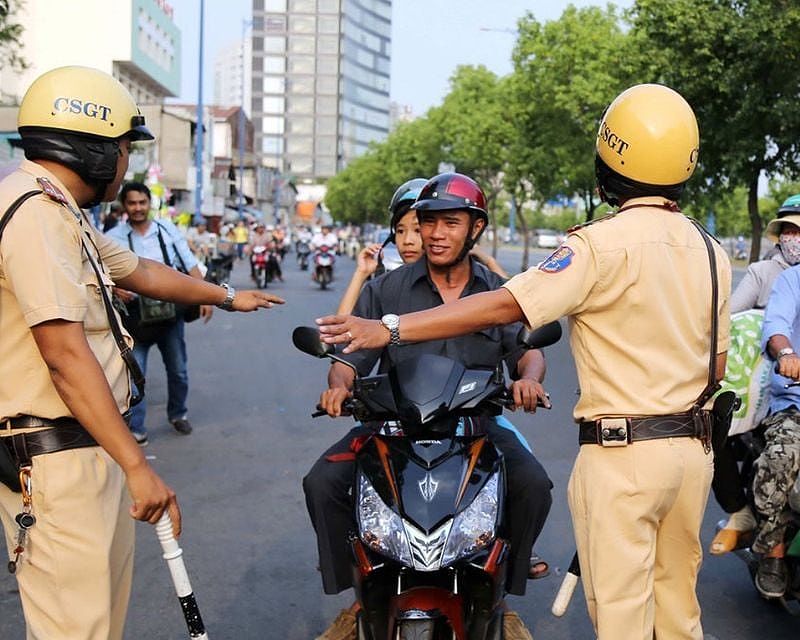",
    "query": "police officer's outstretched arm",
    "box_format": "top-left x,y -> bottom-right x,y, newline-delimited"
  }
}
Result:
29,319 -> 182,533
